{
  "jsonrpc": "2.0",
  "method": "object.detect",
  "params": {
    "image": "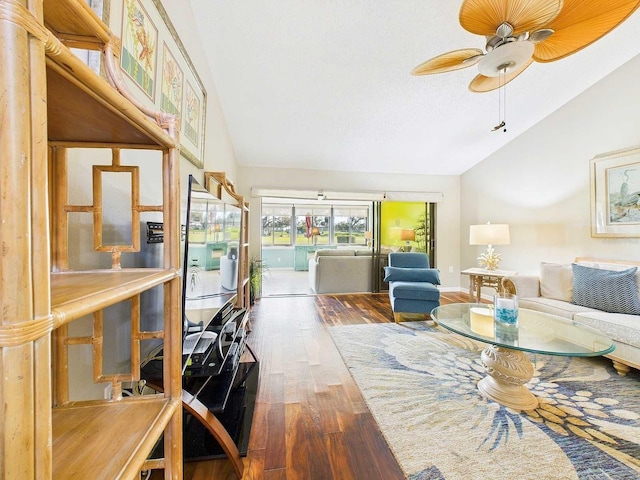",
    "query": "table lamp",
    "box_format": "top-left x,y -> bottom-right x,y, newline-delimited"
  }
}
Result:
311,226 -> 320,245
400,229 -> 415,252
364,230 -> 372,247
469,223 -> 510,270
